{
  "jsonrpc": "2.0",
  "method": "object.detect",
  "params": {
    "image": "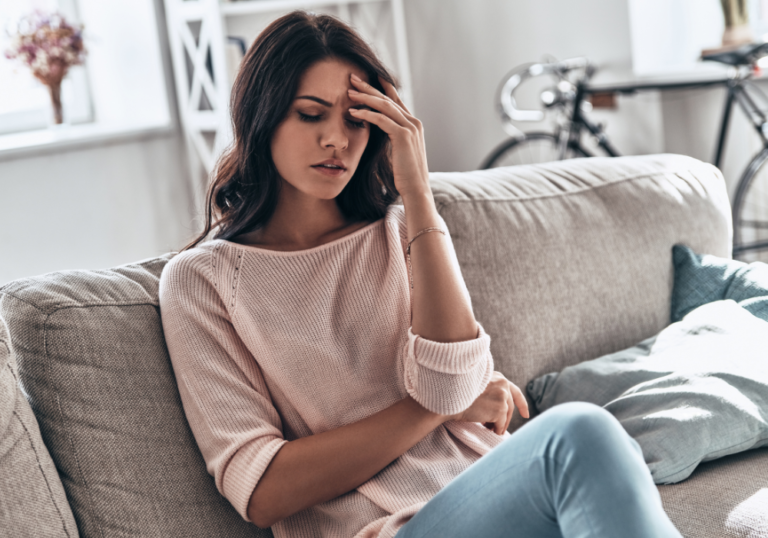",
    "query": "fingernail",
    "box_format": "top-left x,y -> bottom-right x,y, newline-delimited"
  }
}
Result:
351,74 -> 362,81
348,89 -> 359,94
